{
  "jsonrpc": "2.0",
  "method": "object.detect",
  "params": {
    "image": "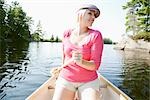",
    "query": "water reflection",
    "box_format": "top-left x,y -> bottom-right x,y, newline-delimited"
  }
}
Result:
100,45 -> 150,100
0,41 -> 29,99
0,41 -> 29,65
121,51 -> 150,100
0,42 -> 63,100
